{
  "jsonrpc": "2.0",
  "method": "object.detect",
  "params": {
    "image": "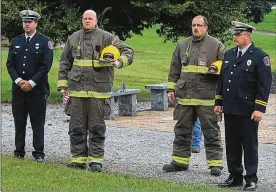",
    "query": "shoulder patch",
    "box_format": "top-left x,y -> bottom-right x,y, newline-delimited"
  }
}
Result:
48,41 -> 53,50
112,38 -> 120,46
263,56 -> 270,66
